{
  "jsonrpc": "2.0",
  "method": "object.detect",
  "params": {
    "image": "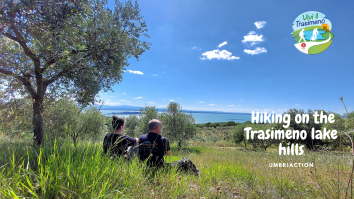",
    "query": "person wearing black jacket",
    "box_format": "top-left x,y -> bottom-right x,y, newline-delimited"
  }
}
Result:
138,119 -> 200,176
103,116 -> 139,159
